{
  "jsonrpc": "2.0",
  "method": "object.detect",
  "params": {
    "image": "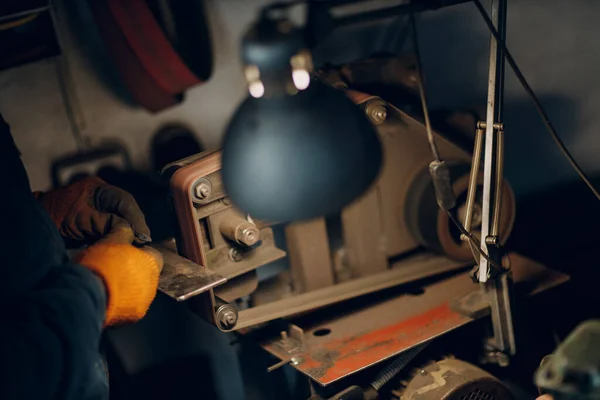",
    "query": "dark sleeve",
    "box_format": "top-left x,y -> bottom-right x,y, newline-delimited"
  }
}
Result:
0,114 -> 108,399
0,264 -> 108,399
